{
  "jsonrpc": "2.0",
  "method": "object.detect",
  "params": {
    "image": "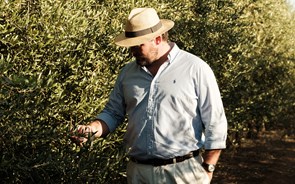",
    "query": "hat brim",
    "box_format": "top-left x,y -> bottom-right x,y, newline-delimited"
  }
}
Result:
114,19 -> 174,47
